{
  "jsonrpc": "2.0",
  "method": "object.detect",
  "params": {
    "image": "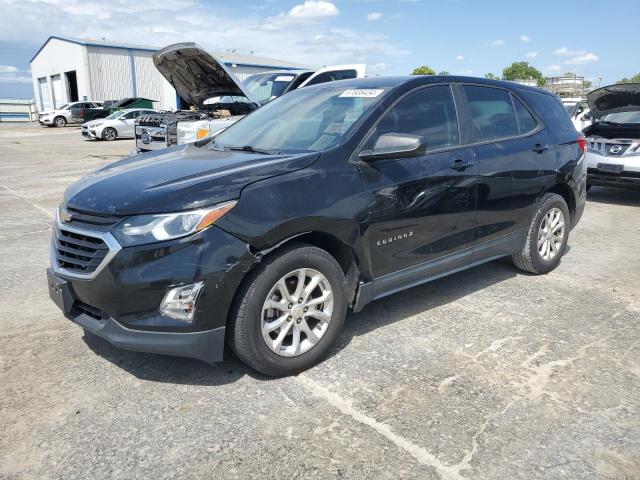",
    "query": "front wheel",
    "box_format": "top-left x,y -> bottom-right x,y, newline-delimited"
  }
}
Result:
511,193 -> 570,274
228,244 -> 347,376
53,116 -> 66,127
102,127 -> 117,141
